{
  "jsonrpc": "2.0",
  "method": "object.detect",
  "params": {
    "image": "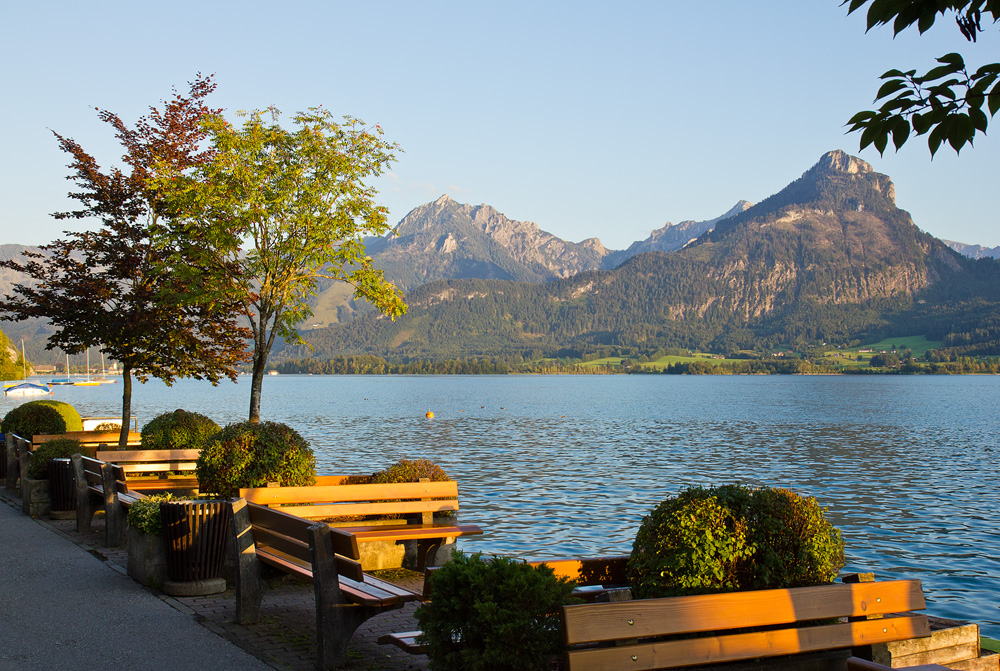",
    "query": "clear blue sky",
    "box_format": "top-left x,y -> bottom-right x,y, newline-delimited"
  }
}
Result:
3,1 -> 997,250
